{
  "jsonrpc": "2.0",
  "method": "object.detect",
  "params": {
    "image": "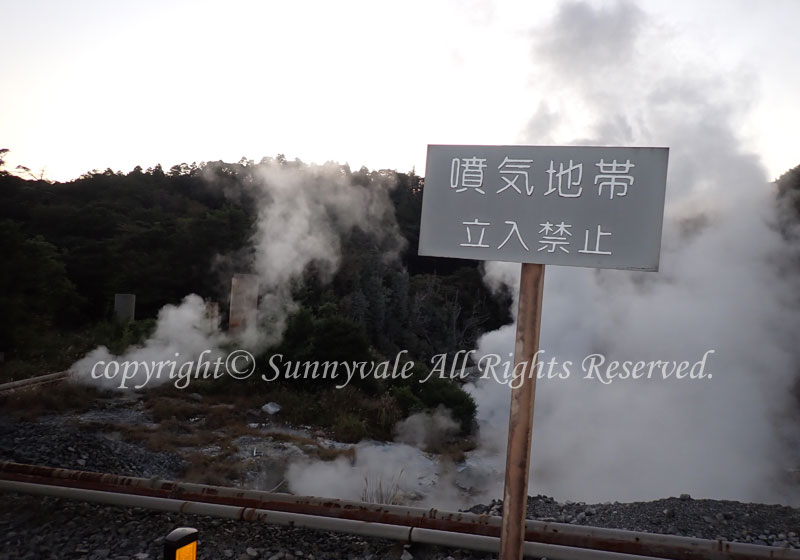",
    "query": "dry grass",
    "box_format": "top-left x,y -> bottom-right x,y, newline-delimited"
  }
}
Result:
181,446 -> 244,486
361,468 -> 405,505
0,381 -> 102,421
113,389 -> 358,486
262,431 -> 356,462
